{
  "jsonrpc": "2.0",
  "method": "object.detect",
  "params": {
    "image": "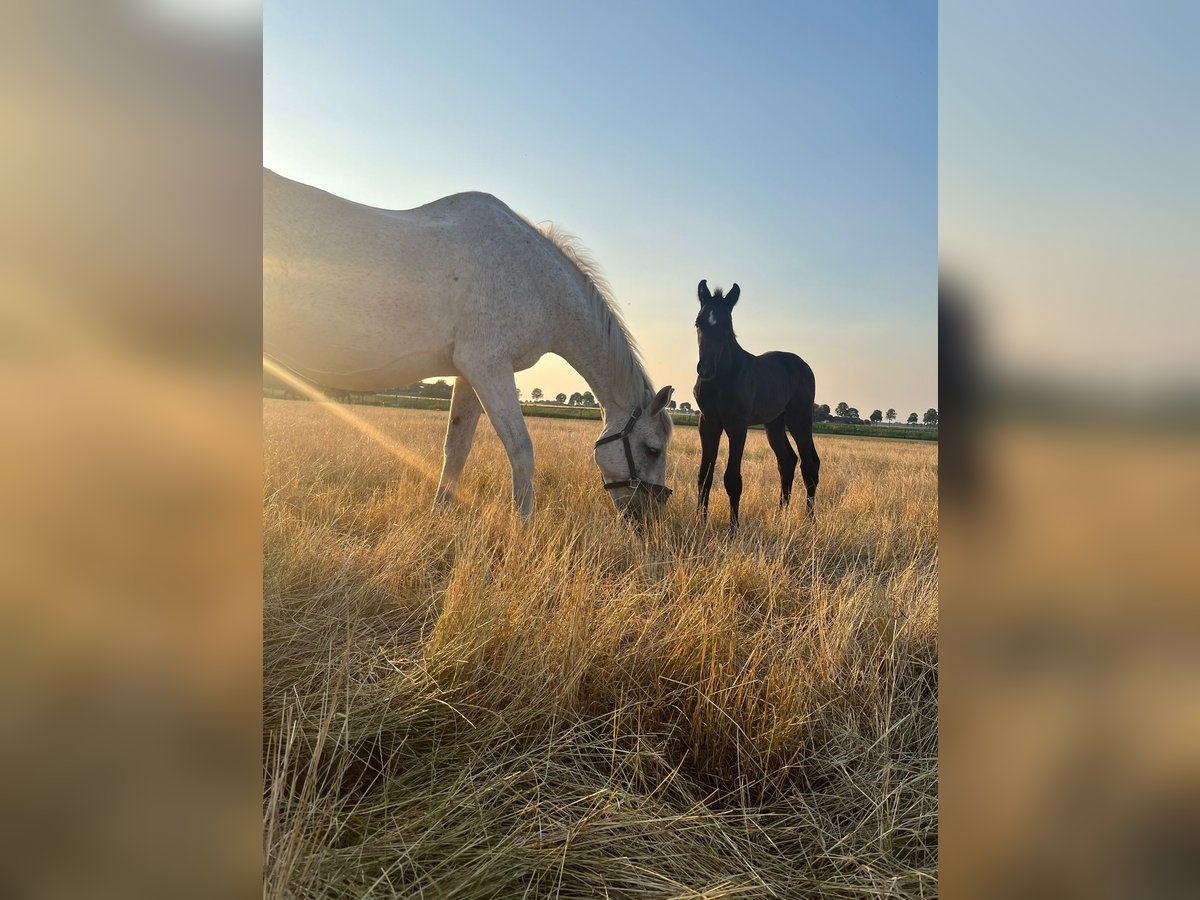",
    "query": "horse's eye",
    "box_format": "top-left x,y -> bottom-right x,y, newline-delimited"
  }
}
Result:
646,446 -> 662,457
